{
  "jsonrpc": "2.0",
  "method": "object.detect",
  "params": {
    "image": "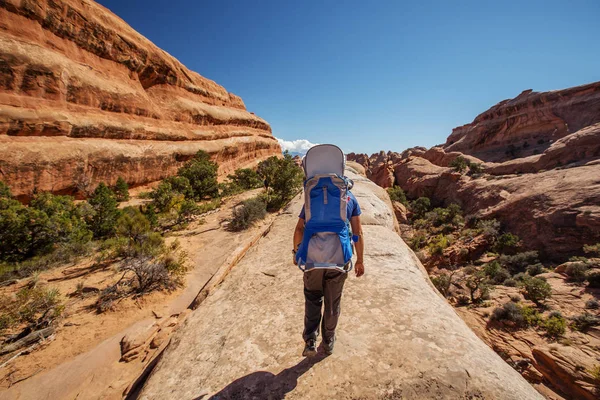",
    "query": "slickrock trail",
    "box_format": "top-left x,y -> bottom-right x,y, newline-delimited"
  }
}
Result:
139,171 -> 542,400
